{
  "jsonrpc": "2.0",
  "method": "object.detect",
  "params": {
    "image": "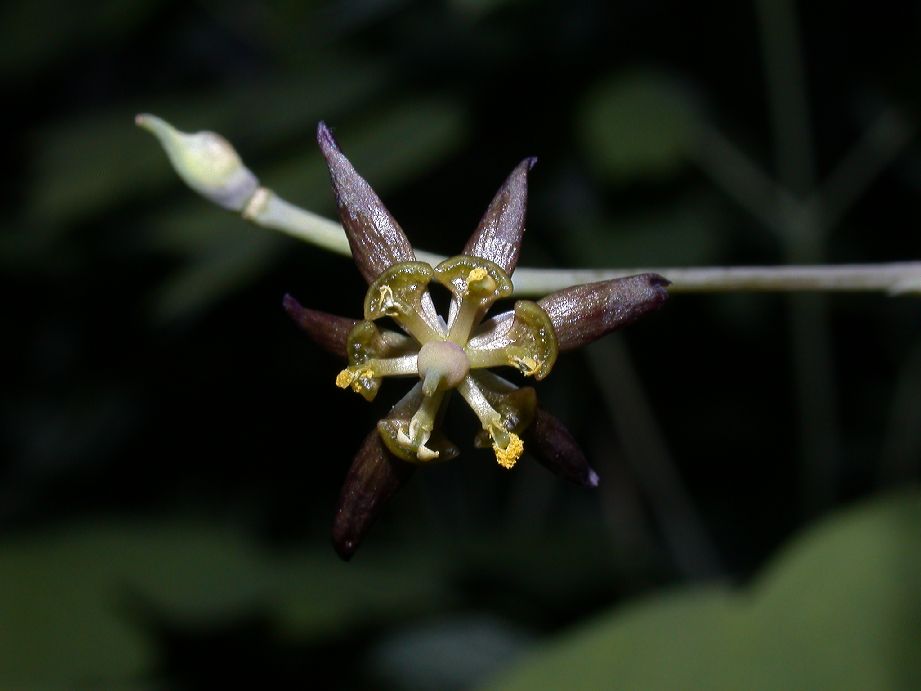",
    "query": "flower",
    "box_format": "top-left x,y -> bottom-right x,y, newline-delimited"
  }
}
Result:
285,122 -> 669,560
